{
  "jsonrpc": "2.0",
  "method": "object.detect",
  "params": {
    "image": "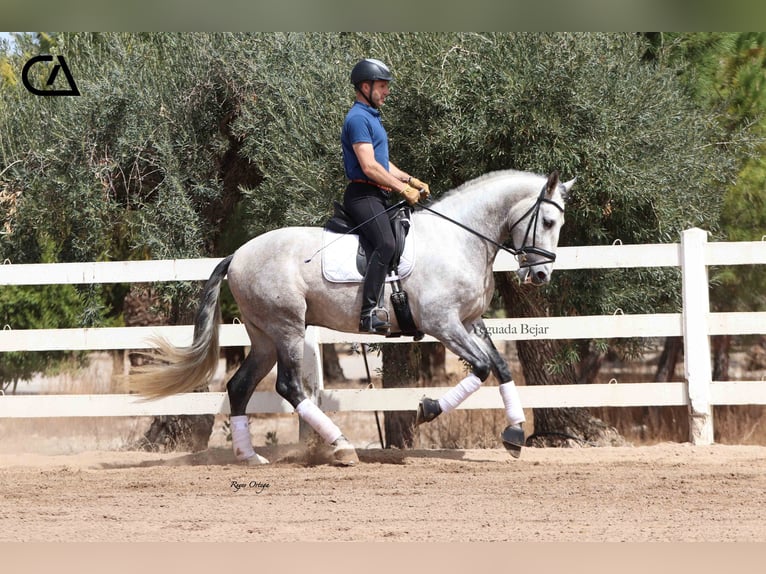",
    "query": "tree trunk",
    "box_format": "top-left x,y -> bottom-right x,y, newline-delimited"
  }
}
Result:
322,344 -> 346,382
712,334 -> 731,381
381,343 -> 420,448
576,339 -> 606,385
655,336 -> 683,382
223,345 -> 245,371
418,342 -> 446,384
496,273 -> 625,447
635,335 -> 687,440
